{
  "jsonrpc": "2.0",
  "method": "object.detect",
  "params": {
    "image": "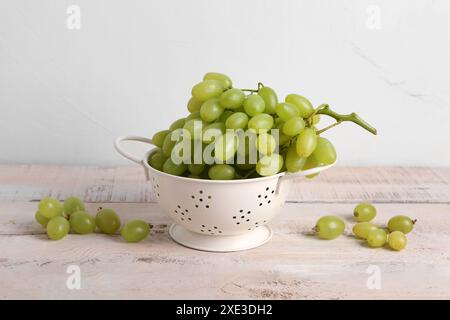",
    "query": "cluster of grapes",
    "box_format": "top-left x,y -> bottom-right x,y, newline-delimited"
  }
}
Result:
35,197 -> 151,242
149,72 -> 376,180
313,203 -> 415,251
